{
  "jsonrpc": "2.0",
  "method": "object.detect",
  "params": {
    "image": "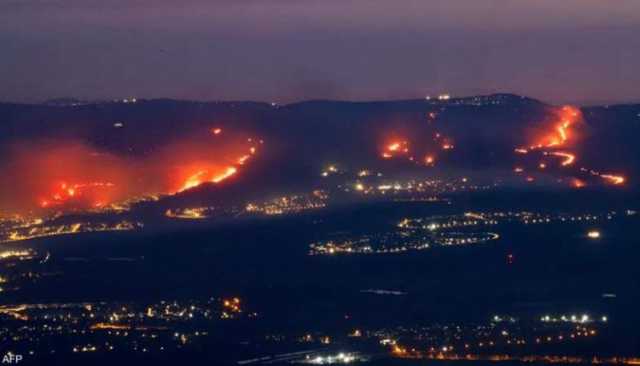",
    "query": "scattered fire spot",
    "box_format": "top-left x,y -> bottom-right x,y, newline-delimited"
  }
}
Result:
514,106 -> 627,188
572,178 -> 586,188
601,174 -> 625,185
549,151 -> 575,166
425,155 -> 435,166
381,140 -> 410,159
